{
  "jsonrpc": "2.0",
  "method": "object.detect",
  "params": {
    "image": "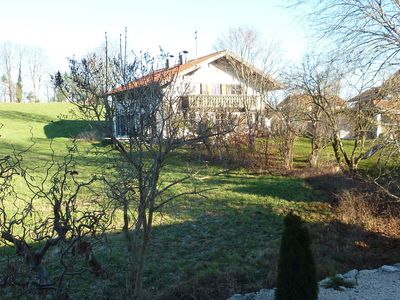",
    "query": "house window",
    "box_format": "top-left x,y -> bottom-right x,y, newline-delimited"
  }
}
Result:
115,114 -> 129,137
211,84 -> 222,95
229,84 -> 242,95
200,83 -> 209,95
